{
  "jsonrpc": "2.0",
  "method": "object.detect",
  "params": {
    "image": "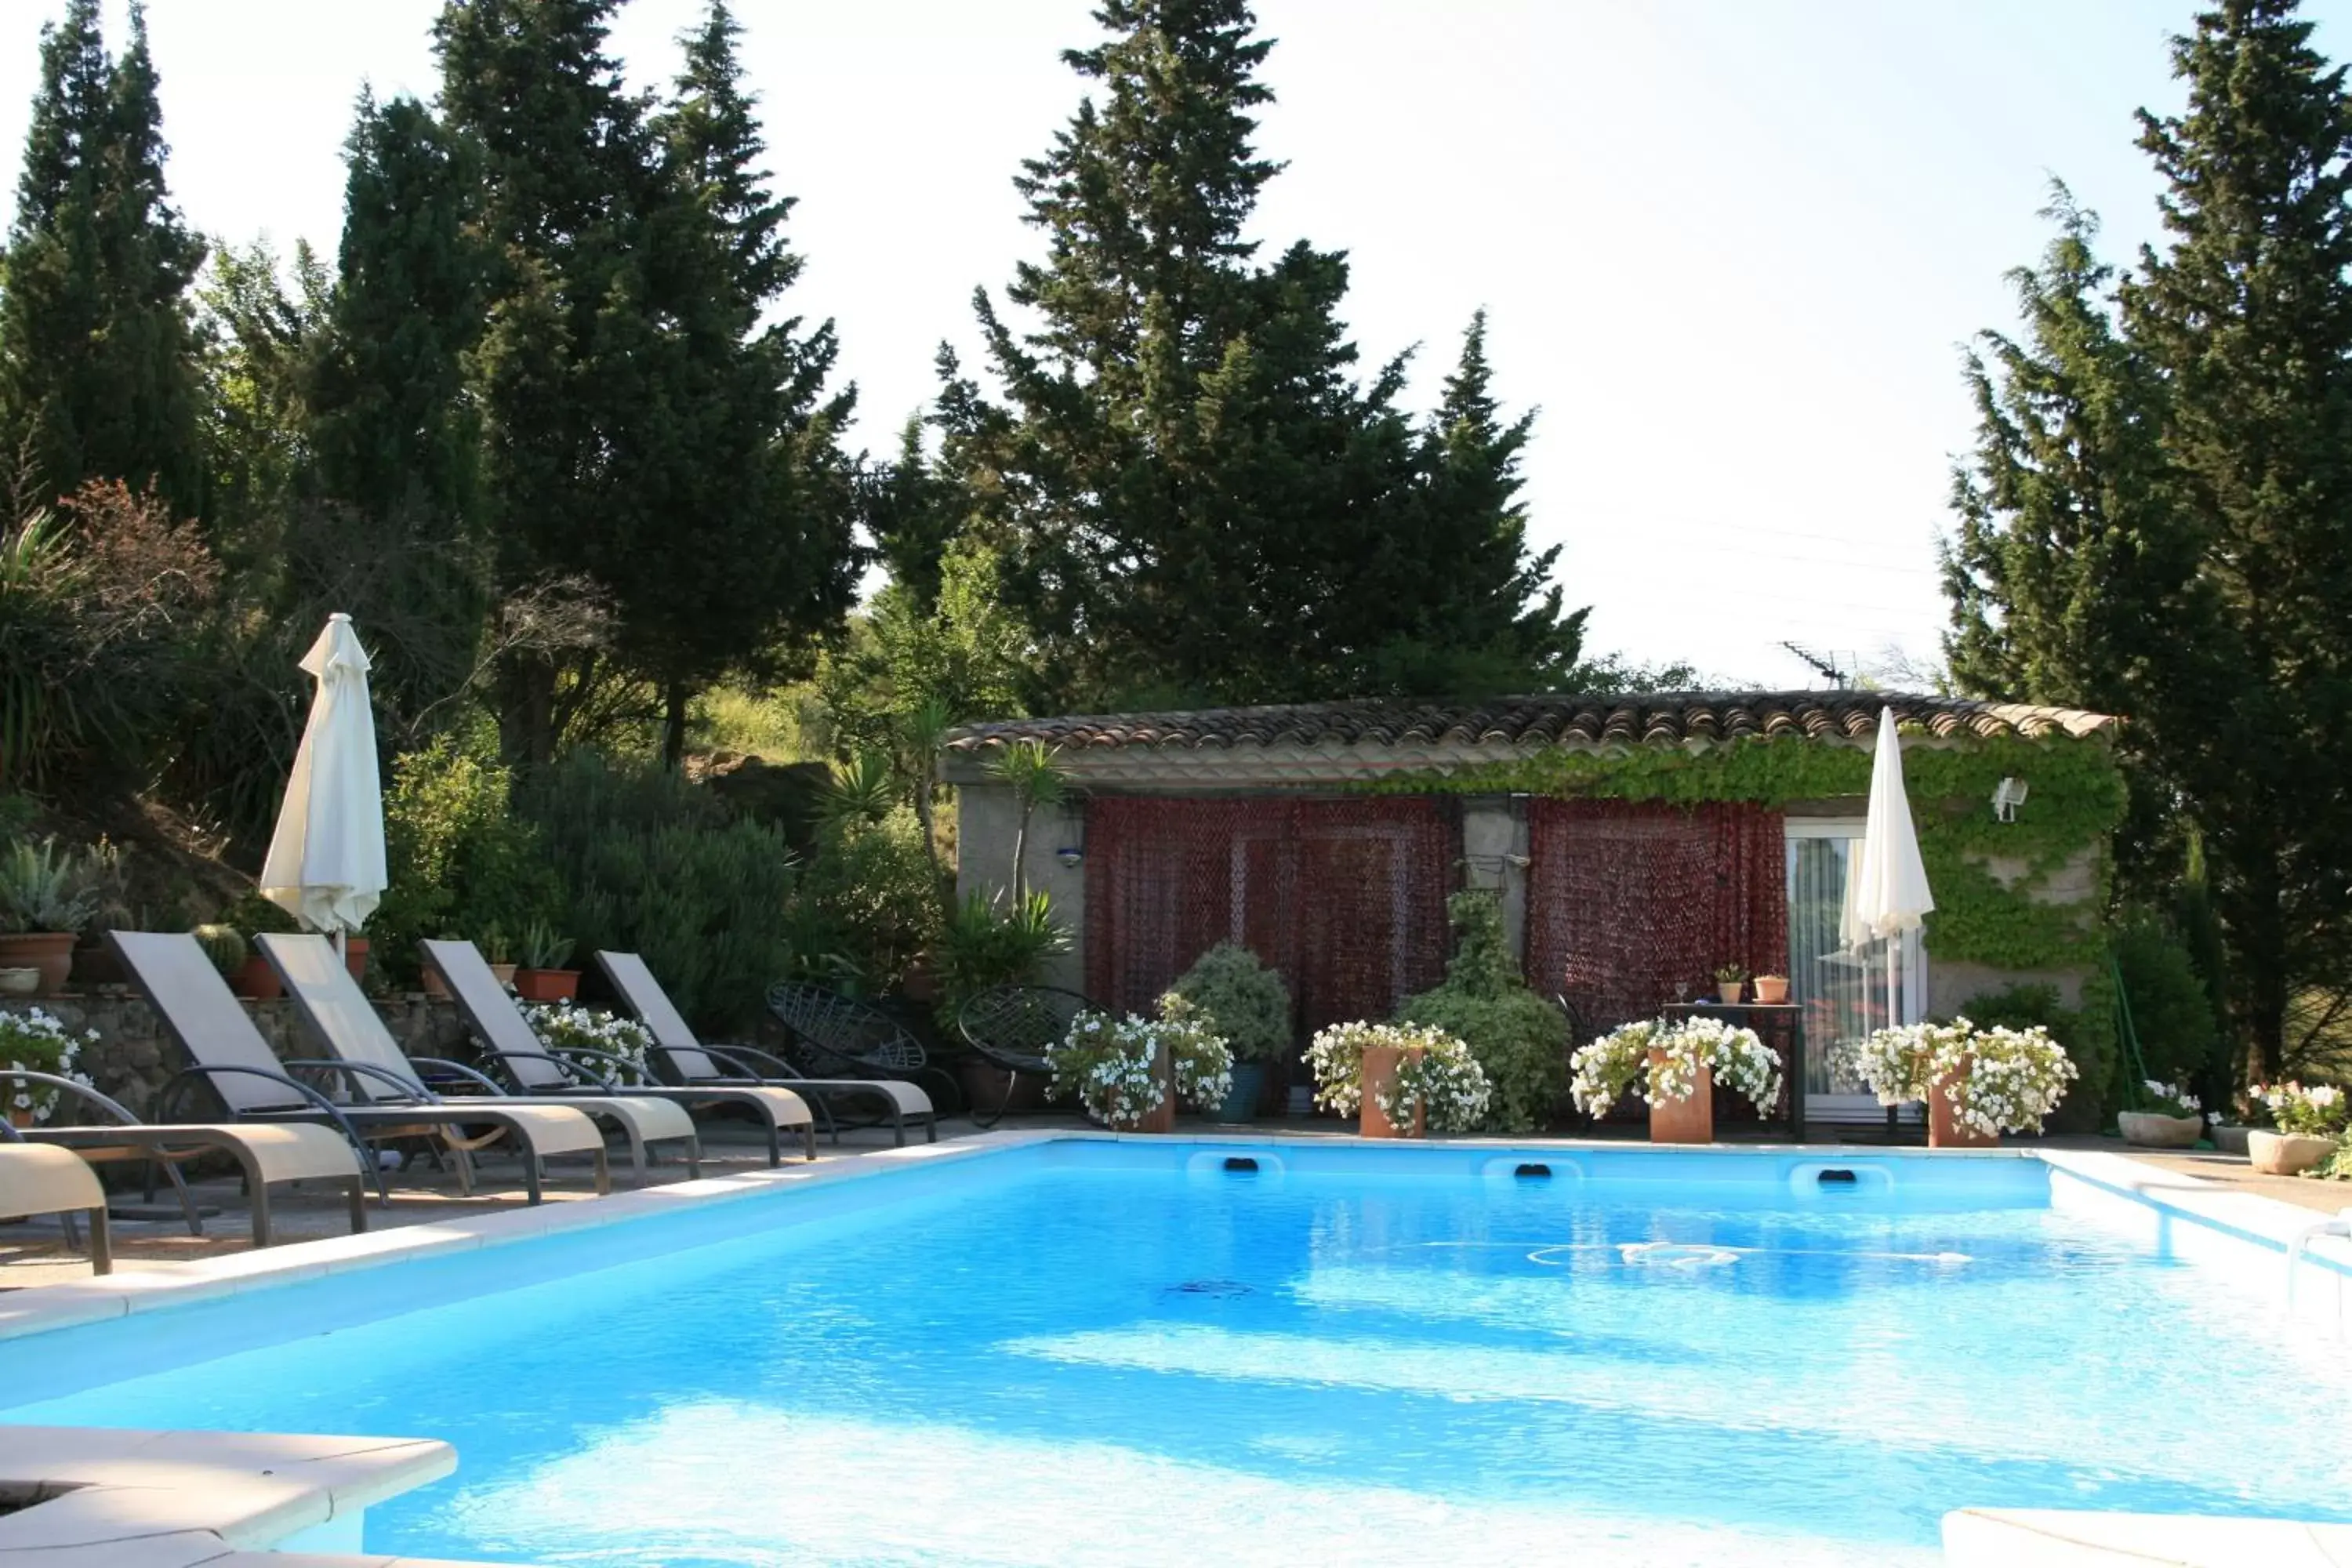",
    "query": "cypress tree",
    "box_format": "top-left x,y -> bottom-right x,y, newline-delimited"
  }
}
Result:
953,0 -> 1578,709
434,0 -> 656,762
1946,1 -> 2352,1079
2118,0 -> 2352,1078
608,0 -> 858,768
308,89 -> 486,533
0,0 -> 205,513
